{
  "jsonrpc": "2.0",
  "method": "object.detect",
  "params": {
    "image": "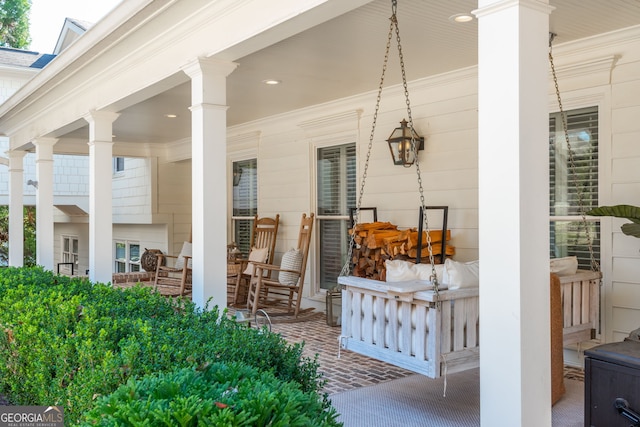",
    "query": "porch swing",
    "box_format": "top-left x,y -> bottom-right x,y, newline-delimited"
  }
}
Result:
337,5 -> 601,380
337,0 -> 480,379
